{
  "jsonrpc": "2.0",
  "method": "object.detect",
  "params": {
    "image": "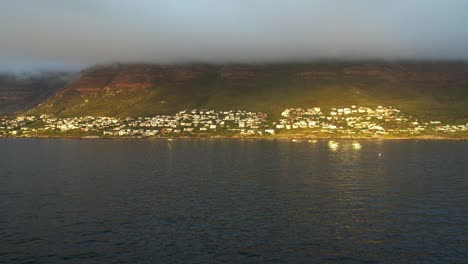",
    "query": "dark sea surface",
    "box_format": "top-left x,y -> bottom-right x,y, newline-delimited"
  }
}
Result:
0,139 -> 467,263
